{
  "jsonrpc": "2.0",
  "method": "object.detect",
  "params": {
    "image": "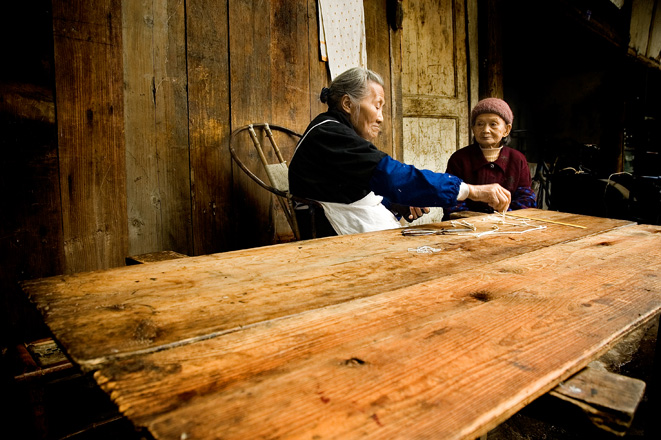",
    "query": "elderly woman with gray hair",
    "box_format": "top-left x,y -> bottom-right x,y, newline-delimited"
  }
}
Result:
289,67 -> 511,237
443,97 -> 536,219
